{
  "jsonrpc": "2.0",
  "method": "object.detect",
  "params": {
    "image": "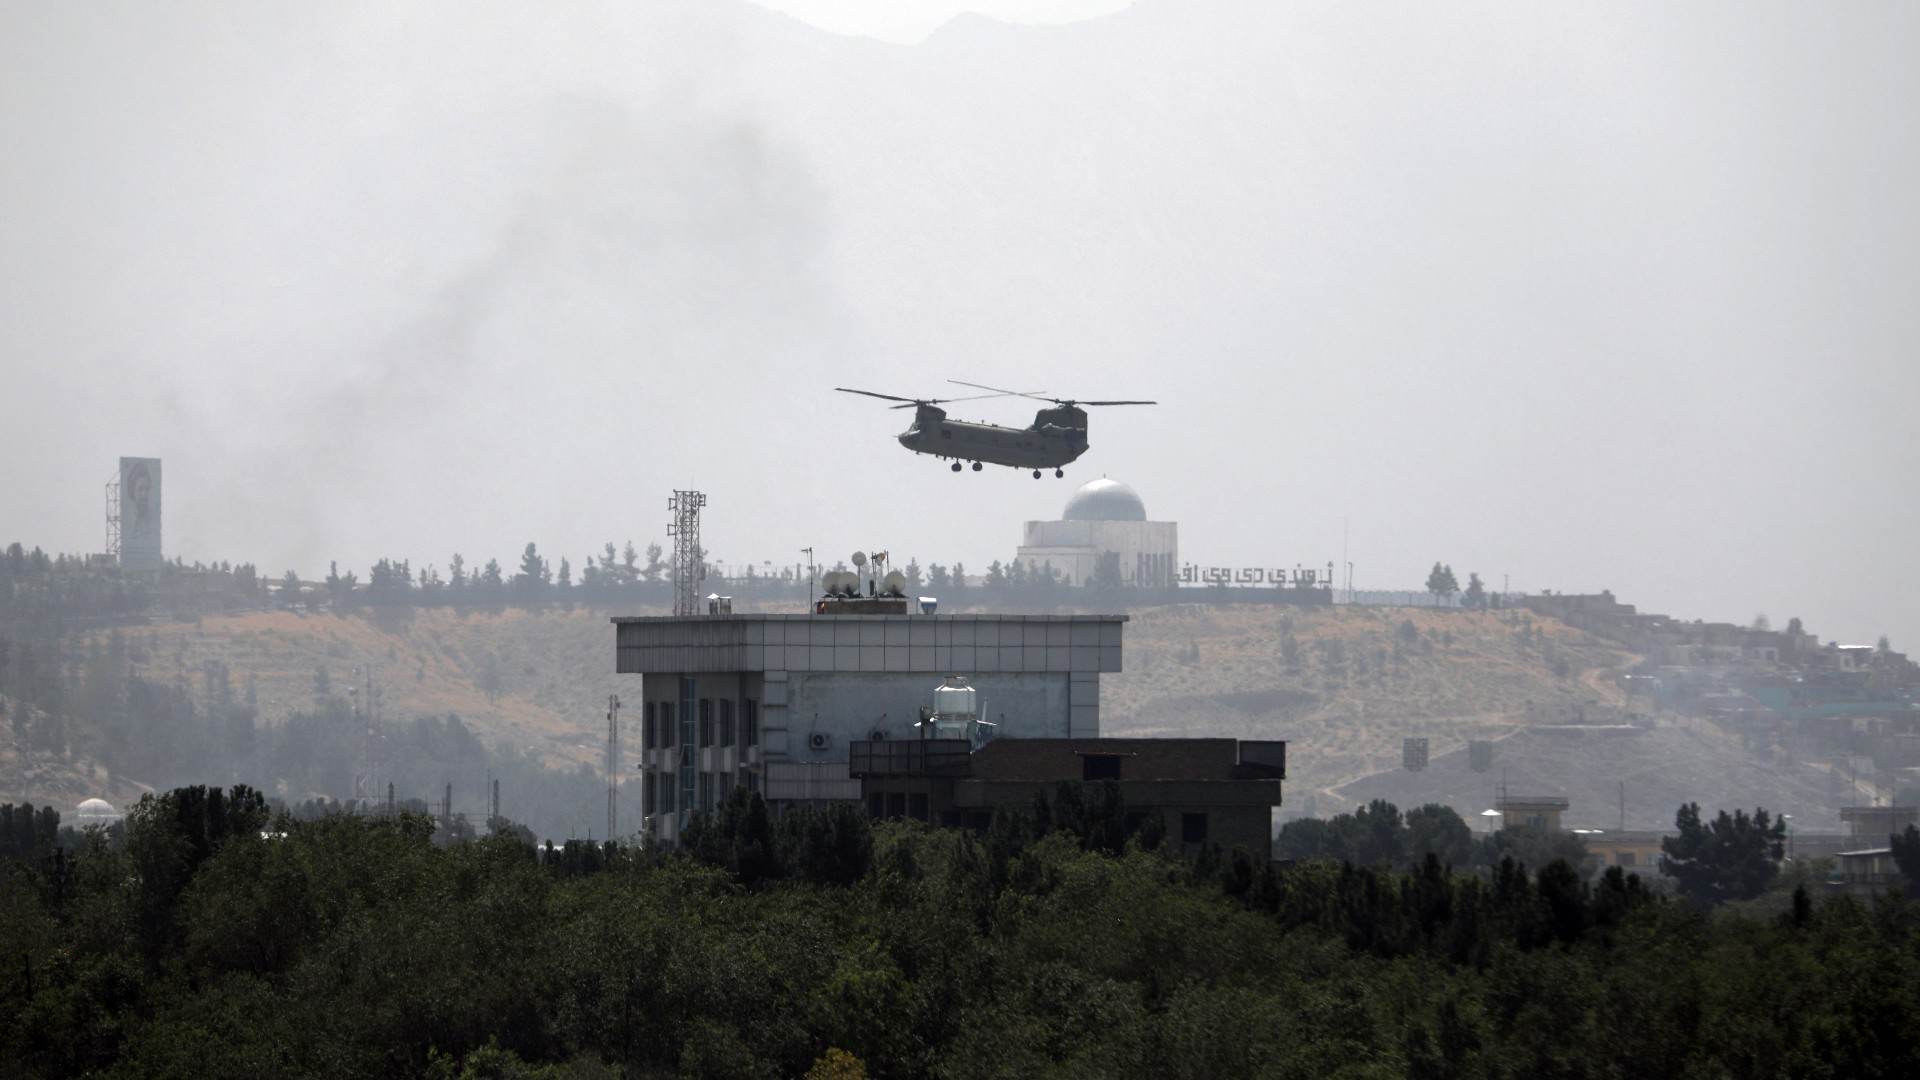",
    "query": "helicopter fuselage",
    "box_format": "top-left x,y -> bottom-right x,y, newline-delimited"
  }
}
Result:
898,404 -> 1090,470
